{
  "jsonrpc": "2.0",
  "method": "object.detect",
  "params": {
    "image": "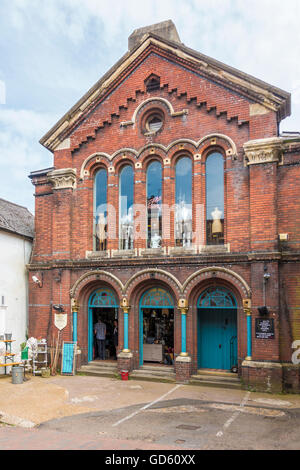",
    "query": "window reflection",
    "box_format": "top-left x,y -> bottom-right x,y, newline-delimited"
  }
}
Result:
94,169 -> 107,251
147,161 -> 162,248
206,153 -> 224,245
119,165 -> 134,250
175,157 -> 192,247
